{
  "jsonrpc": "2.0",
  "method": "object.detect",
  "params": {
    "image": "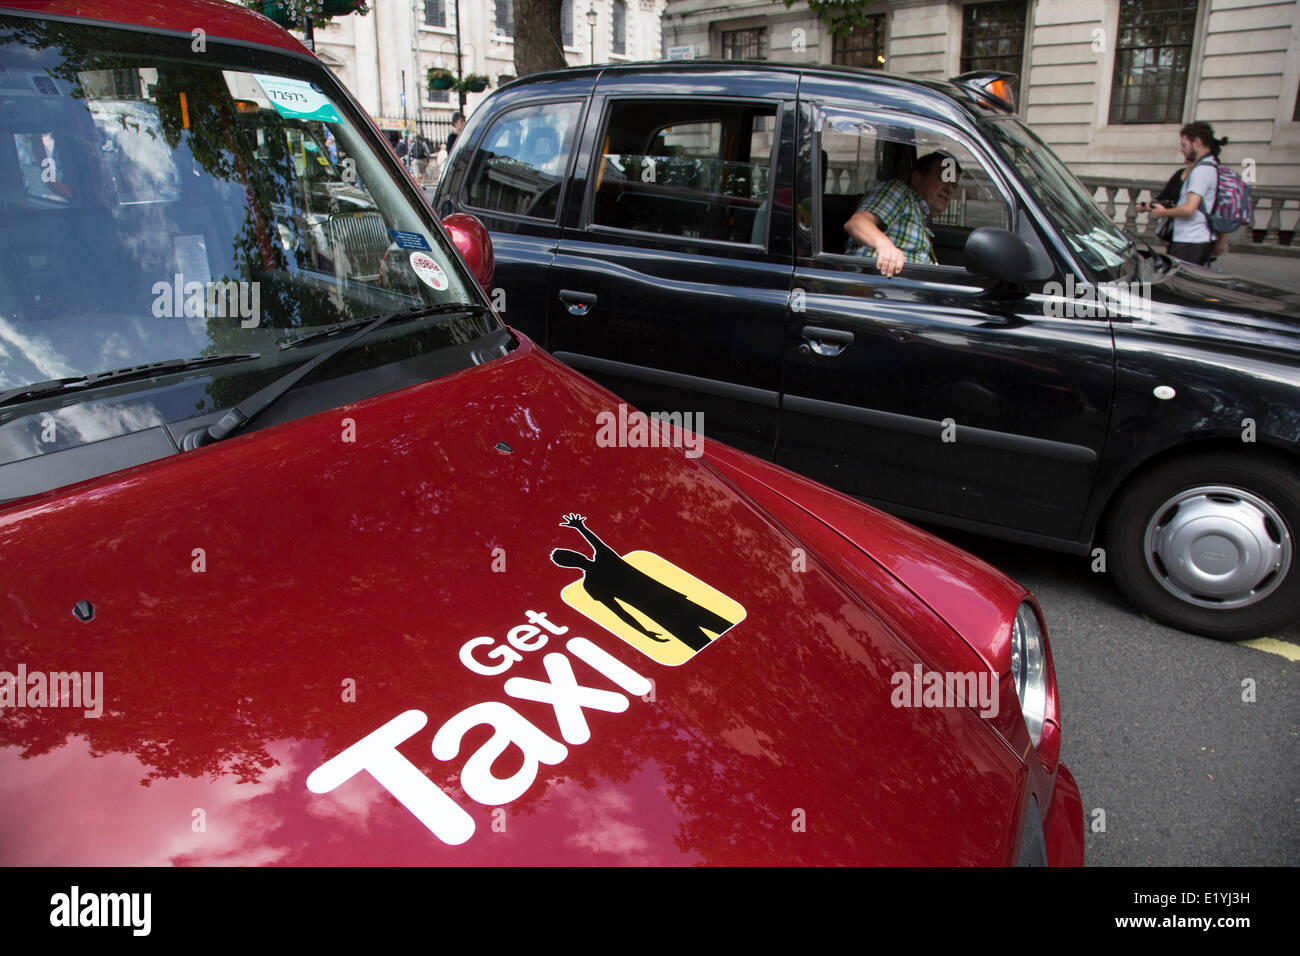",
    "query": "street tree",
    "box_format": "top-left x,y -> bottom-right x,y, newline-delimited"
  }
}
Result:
514,0 -> 568,77
777,0 -> 879,36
